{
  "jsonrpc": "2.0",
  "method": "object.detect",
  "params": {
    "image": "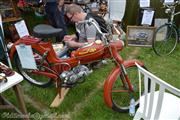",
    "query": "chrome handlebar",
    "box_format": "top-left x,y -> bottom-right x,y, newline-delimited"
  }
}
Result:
78,18 -> 111,45
163,0 -> 180,8
77,18 -> 103,35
